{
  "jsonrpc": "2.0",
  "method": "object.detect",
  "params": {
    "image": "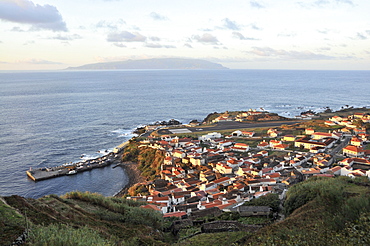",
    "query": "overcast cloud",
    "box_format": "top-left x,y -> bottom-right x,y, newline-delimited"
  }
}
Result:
0,0 -> 67,31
